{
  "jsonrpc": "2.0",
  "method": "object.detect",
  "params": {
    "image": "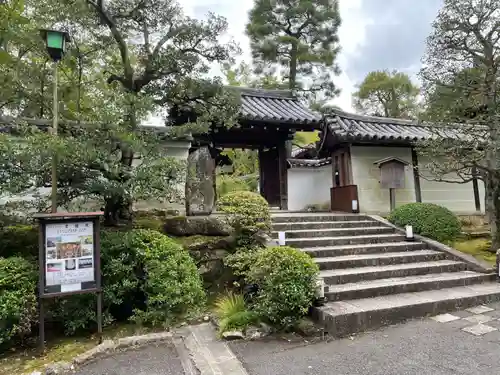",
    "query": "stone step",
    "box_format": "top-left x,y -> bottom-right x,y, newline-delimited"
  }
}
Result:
272,220 -> 380,231
286,233 -> 406,248
324,271 -> 493,301
314,250 -> 446,270
272,226 -> 394,239
312,282 -> 500,337
319,260 -> 466,284
271,213 -> 369,223
302,241 -> 428,257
